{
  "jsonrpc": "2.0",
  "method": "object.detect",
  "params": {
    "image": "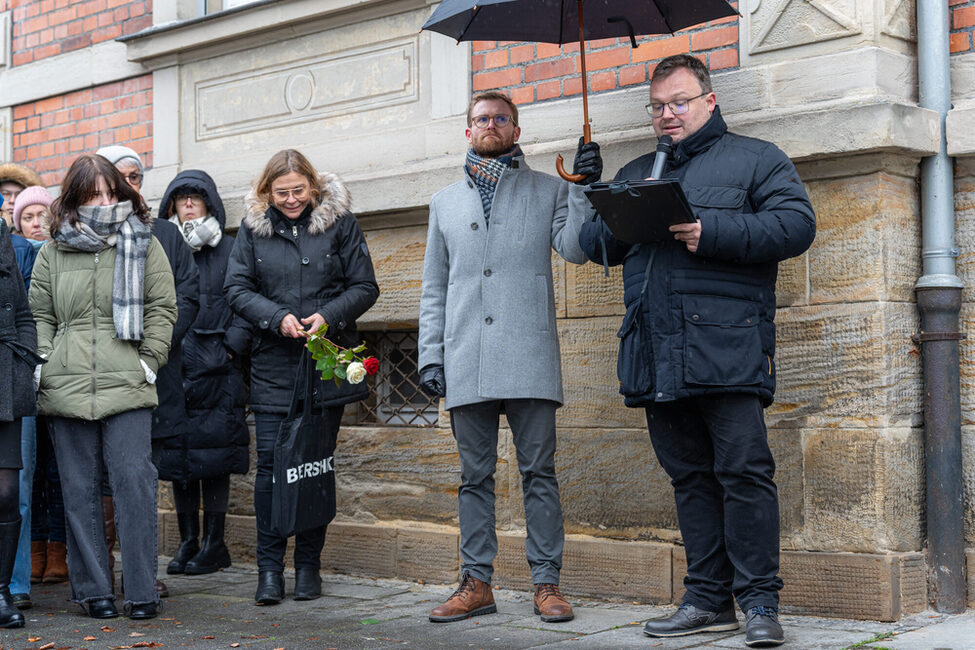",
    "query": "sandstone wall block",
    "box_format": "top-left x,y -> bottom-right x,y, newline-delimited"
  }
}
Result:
768,302 -> 921,428
802,428 -> 923,552
806,172 -> 920,306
